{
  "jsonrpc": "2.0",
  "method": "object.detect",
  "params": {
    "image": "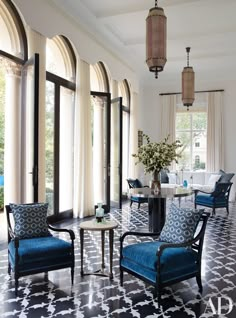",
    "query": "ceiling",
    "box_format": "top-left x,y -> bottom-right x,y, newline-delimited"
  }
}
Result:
51,0 -> 236,86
